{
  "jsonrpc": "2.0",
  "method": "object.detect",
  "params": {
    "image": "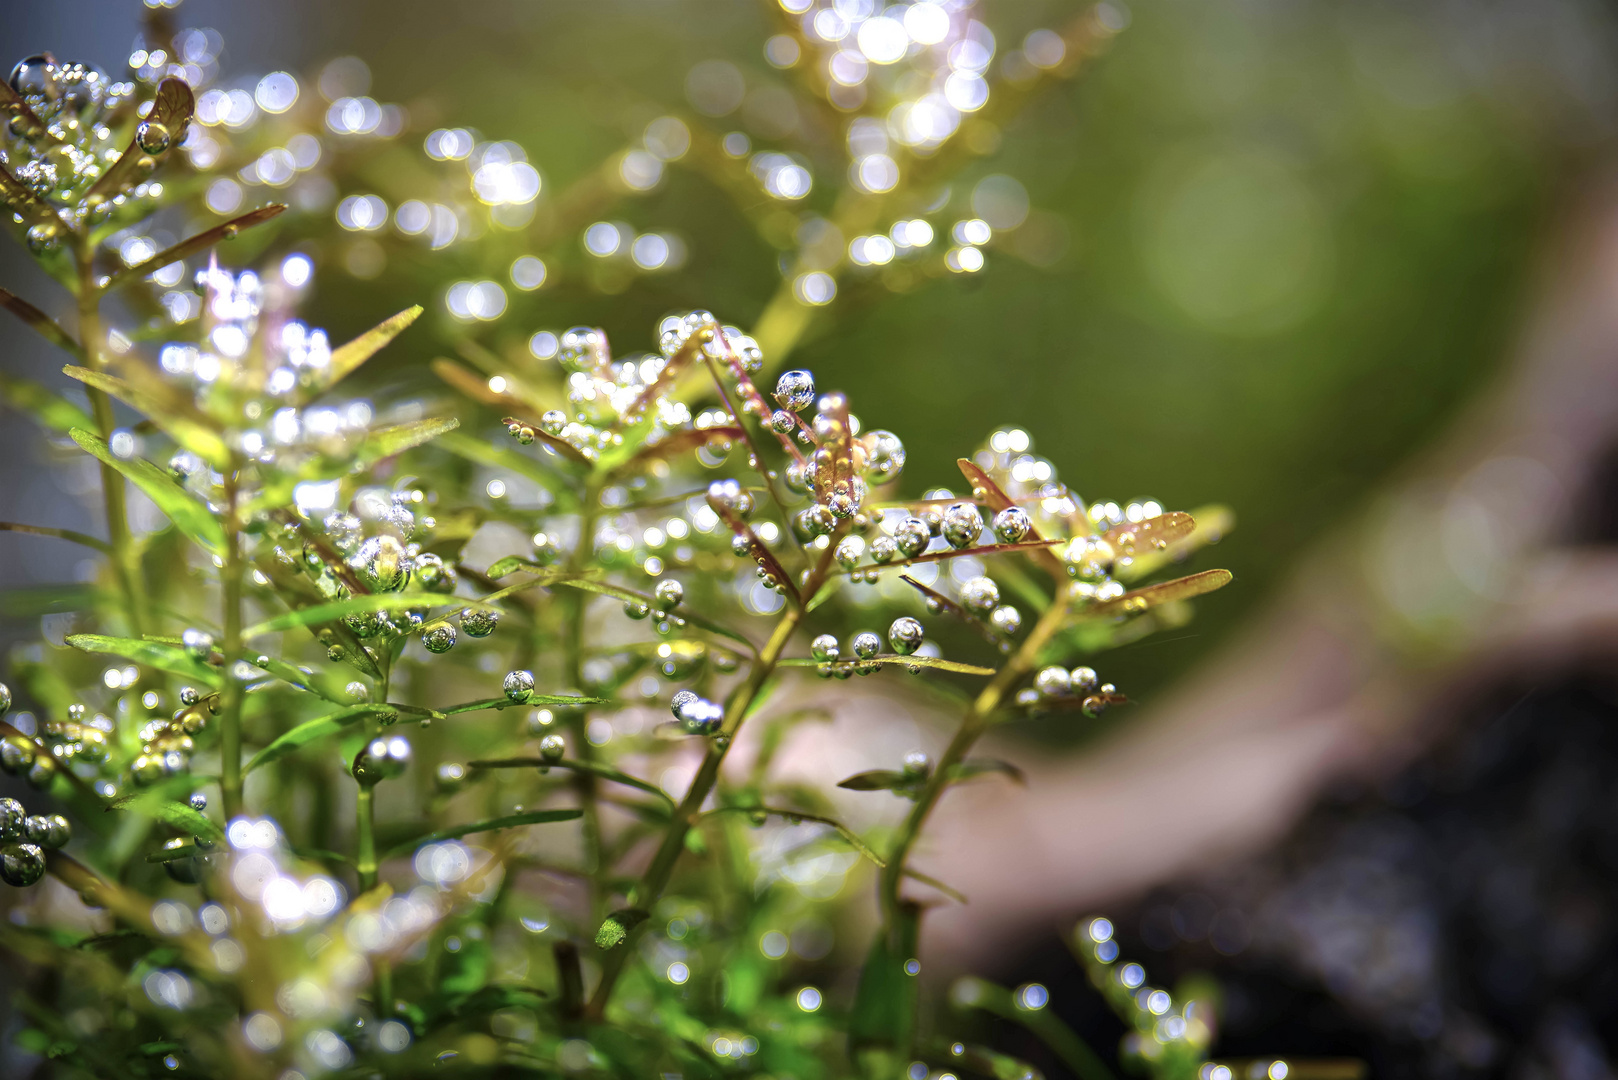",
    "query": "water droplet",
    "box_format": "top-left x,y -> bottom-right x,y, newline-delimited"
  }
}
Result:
135,119 -> 171,154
